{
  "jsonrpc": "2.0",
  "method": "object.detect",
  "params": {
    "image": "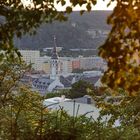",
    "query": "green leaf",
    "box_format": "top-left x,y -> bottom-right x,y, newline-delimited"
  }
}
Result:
86,3 -> 91,12
80,10 -> 85,15
61,0 -> 66,6
66,6 -> 72,14
91,0 -> 97,5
